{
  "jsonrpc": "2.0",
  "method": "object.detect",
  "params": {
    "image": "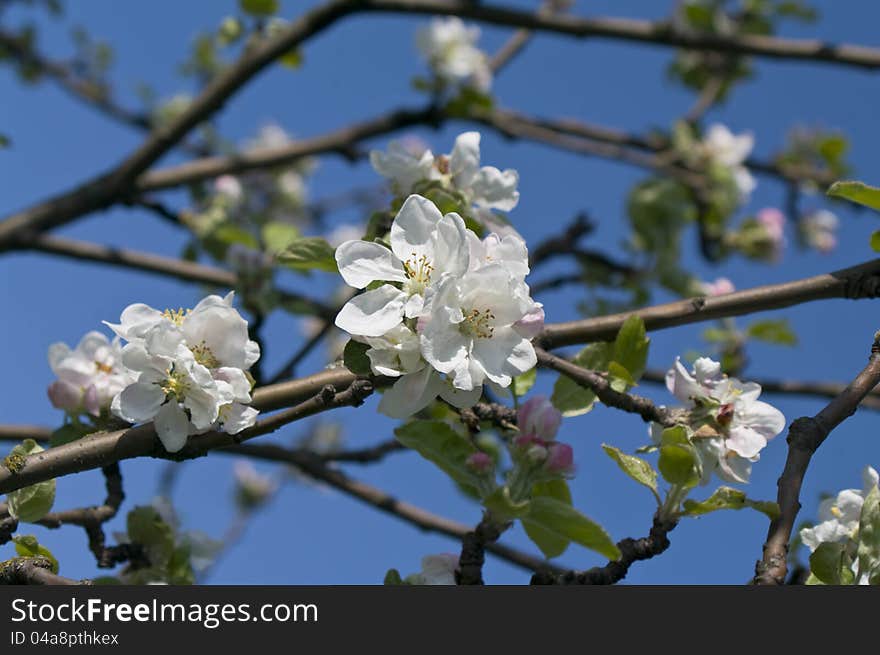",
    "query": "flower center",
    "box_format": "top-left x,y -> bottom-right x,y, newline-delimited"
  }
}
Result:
459,308 -> 495,339
162,307 -> 188,326
403,252 -> 434,294
190,341 -> 221,369
160,367 -> 190,400
716,403 -> 735,427
94,361 -> 114,374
